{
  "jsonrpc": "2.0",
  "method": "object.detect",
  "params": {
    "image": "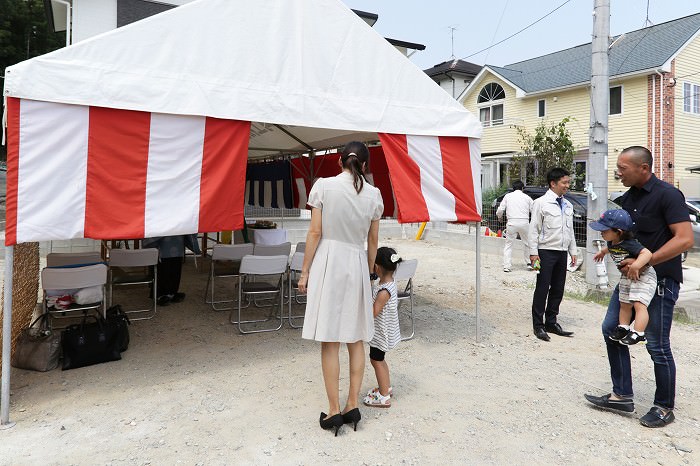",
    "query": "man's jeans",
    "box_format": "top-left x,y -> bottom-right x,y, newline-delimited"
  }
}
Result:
602,278 -> 679,409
